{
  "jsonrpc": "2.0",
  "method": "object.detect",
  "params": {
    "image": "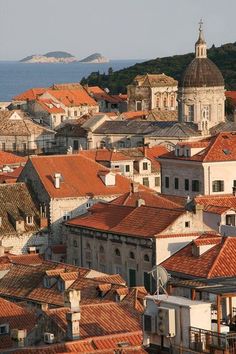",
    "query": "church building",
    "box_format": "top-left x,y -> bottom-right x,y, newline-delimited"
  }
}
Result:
178,20 -> 225,132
